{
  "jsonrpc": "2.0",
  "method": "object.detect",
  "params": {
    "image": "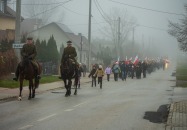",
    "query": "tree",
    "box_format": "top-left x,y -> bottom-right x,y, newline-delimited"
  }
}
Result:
168,4 -> 187,52
101,8 -> 137,58
22,0 -> 66,27
47,35 -> 59,63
